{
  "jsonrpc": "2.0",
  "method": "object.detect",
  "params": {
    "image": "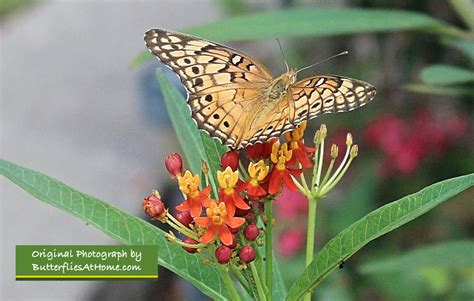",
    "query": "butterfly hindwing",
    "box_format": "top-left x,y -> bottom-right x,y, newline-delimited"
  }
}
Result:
290,75 -> 376,125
